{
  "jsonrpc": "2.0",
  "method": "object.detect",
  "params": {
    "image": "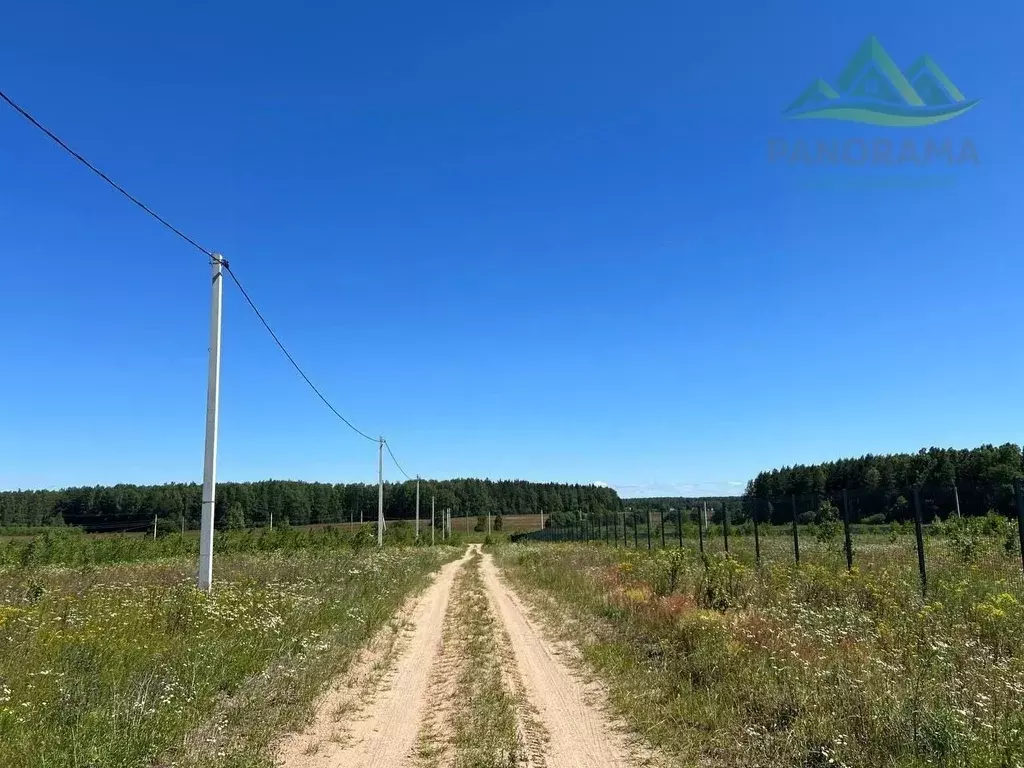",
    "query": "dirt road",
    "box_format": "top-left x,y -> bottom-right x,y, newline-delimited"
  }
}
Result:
278,544 -> 647,768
